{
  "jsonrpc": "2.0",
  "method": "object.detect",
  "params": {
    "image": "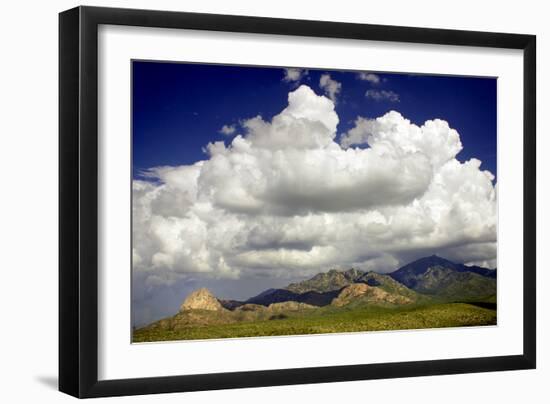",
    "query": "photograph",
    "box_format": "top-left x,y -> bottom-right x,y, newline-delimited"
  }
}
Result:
130,61 -> 498,343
